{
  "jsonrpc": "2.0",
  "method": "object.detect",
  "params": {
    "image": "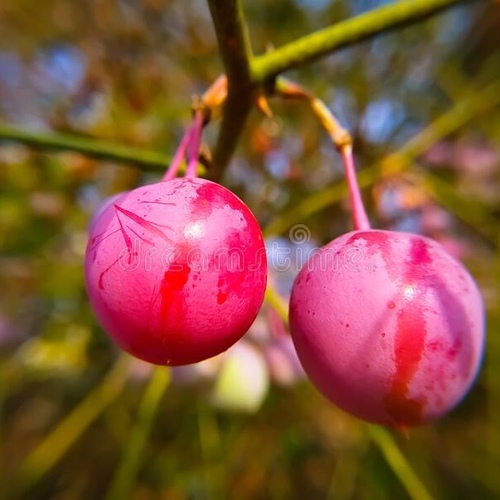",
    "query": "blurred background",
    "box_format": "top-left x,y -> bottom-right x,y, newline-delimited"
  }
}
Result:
1,0 -> 499,498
